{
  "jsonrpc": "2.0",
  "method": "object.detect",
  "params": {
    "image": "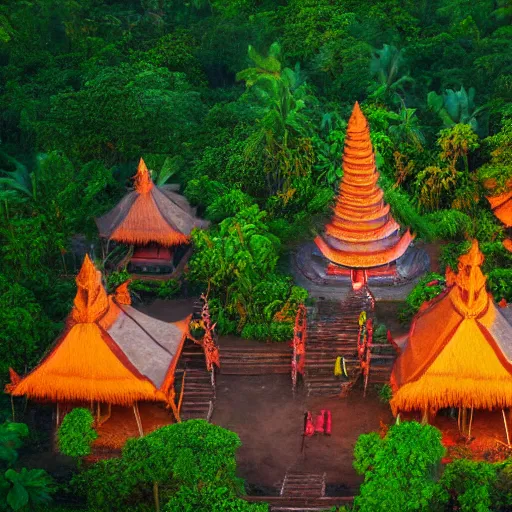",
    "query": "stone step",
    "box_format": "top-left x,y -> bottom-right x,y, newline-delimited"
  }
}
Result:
220,366 -> 290,375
